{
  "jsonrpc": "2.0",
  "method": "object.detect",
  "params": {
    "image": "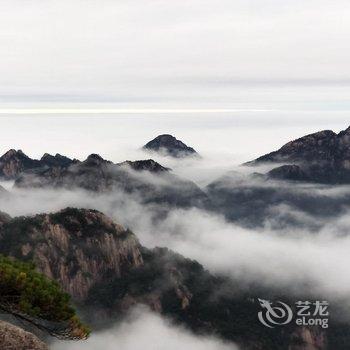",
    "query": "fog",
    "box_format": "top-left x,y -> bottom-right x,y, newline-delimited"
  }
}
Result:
3,168 -> 350,302
52,307 -> 237,350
